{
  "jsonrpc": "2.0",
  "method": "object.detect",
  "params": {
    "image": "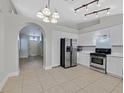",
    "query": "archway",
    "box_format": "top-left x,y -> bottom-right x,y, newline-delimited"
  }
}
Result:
18,23 -> 46,70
